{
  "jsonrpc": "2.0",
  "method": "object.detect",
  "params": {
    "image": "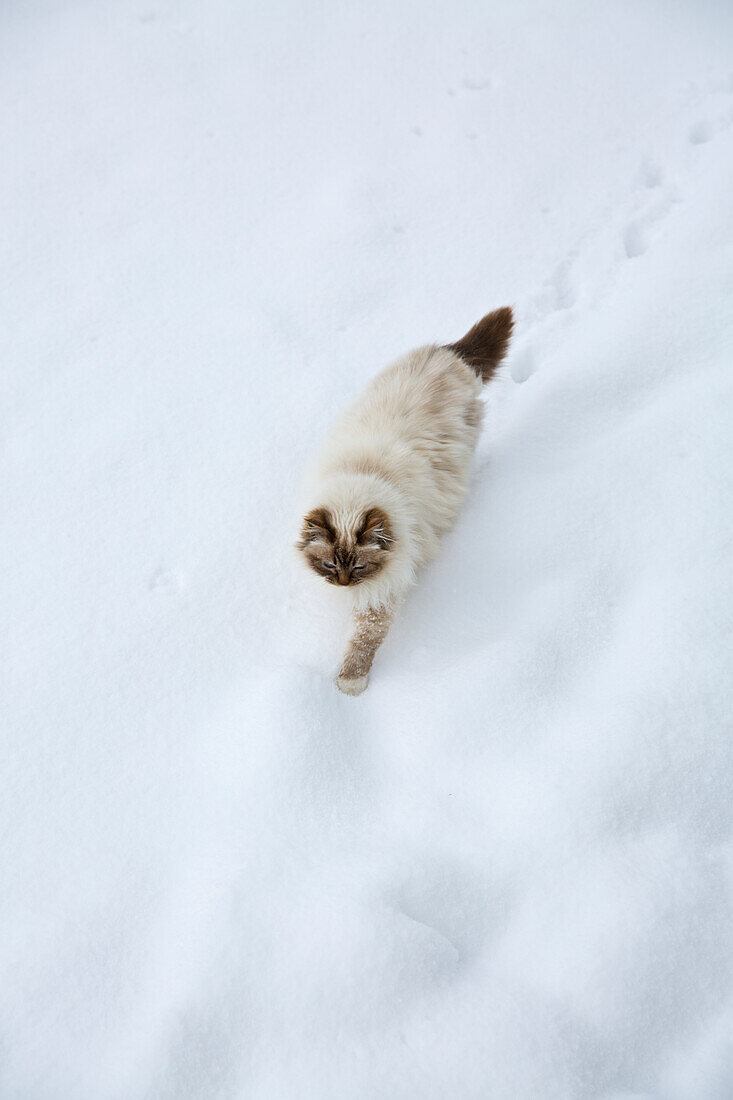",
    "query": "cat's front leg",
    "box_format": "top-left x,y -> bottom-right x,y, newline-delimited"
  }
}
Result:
337,604 -> 394,695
